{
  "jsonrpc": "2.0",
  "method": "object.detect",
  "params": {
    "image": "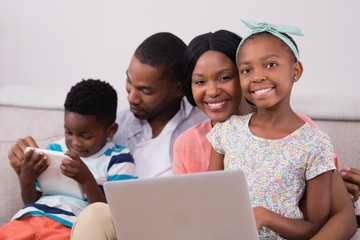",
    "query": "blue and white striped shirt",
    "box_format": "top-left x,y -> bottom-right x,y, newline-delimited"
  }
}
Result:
12,137 -> 136,227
